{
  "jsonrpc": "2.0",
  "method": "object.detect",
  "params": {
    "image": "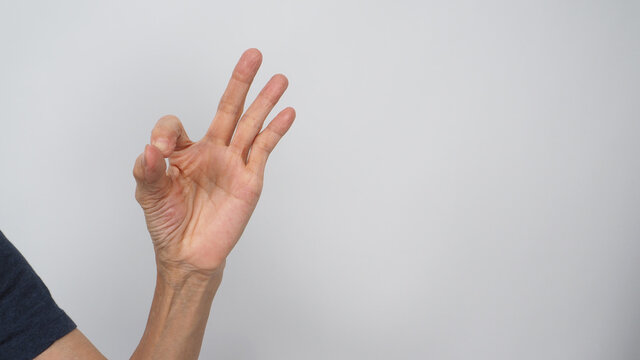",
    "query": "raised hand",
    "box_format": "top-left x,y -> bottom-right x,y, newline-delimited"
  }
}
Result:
132,48 -> 295,280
